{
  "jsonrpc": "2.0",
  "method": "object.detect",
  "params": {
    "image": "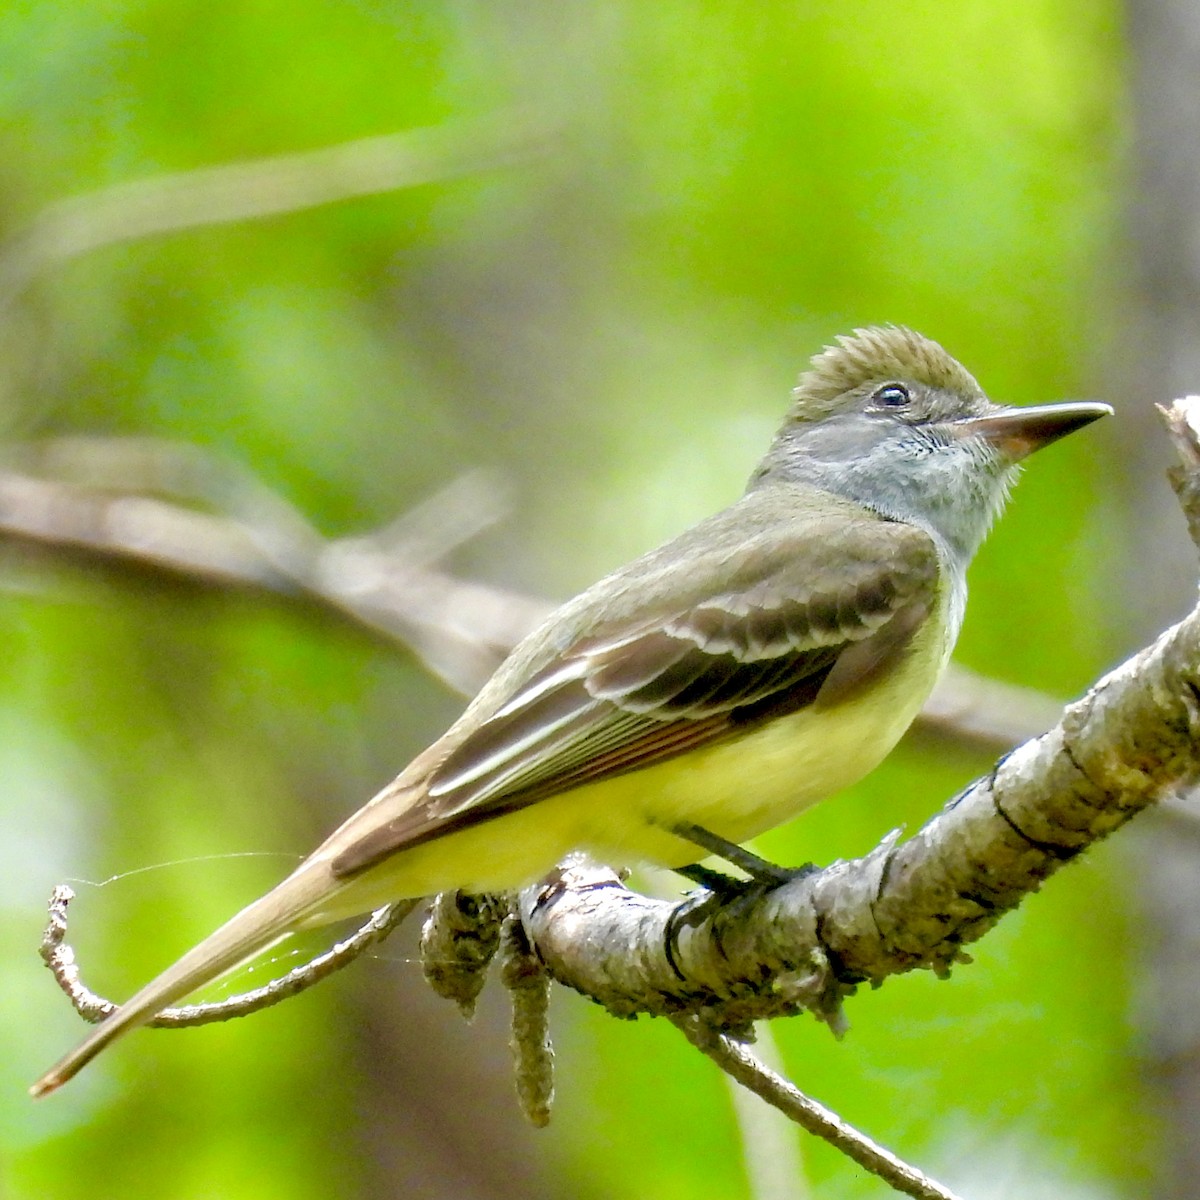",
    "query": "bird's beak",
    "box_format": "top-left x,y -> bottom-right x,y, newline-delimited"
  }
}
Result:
955,401 -> 1113,461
